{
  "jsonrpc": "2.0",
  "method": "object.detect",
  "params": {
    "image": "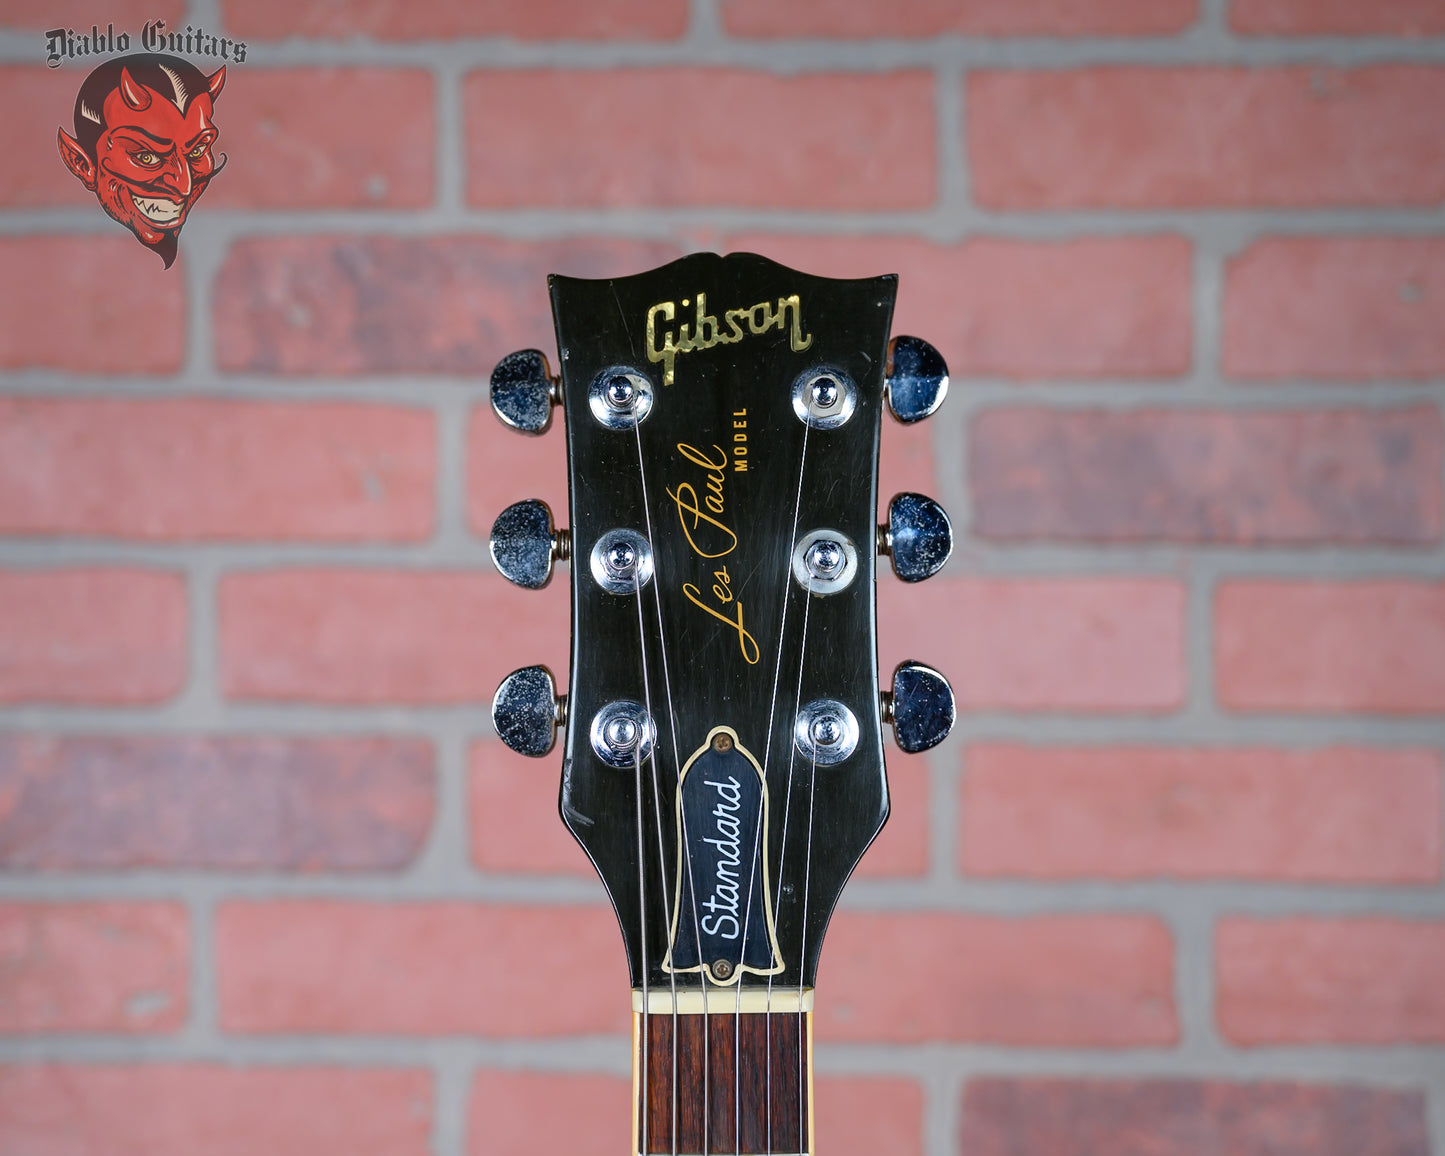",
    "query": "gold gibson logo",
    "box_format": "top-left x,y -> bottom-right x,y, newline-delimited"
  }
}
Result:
647,292 -> 813,386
